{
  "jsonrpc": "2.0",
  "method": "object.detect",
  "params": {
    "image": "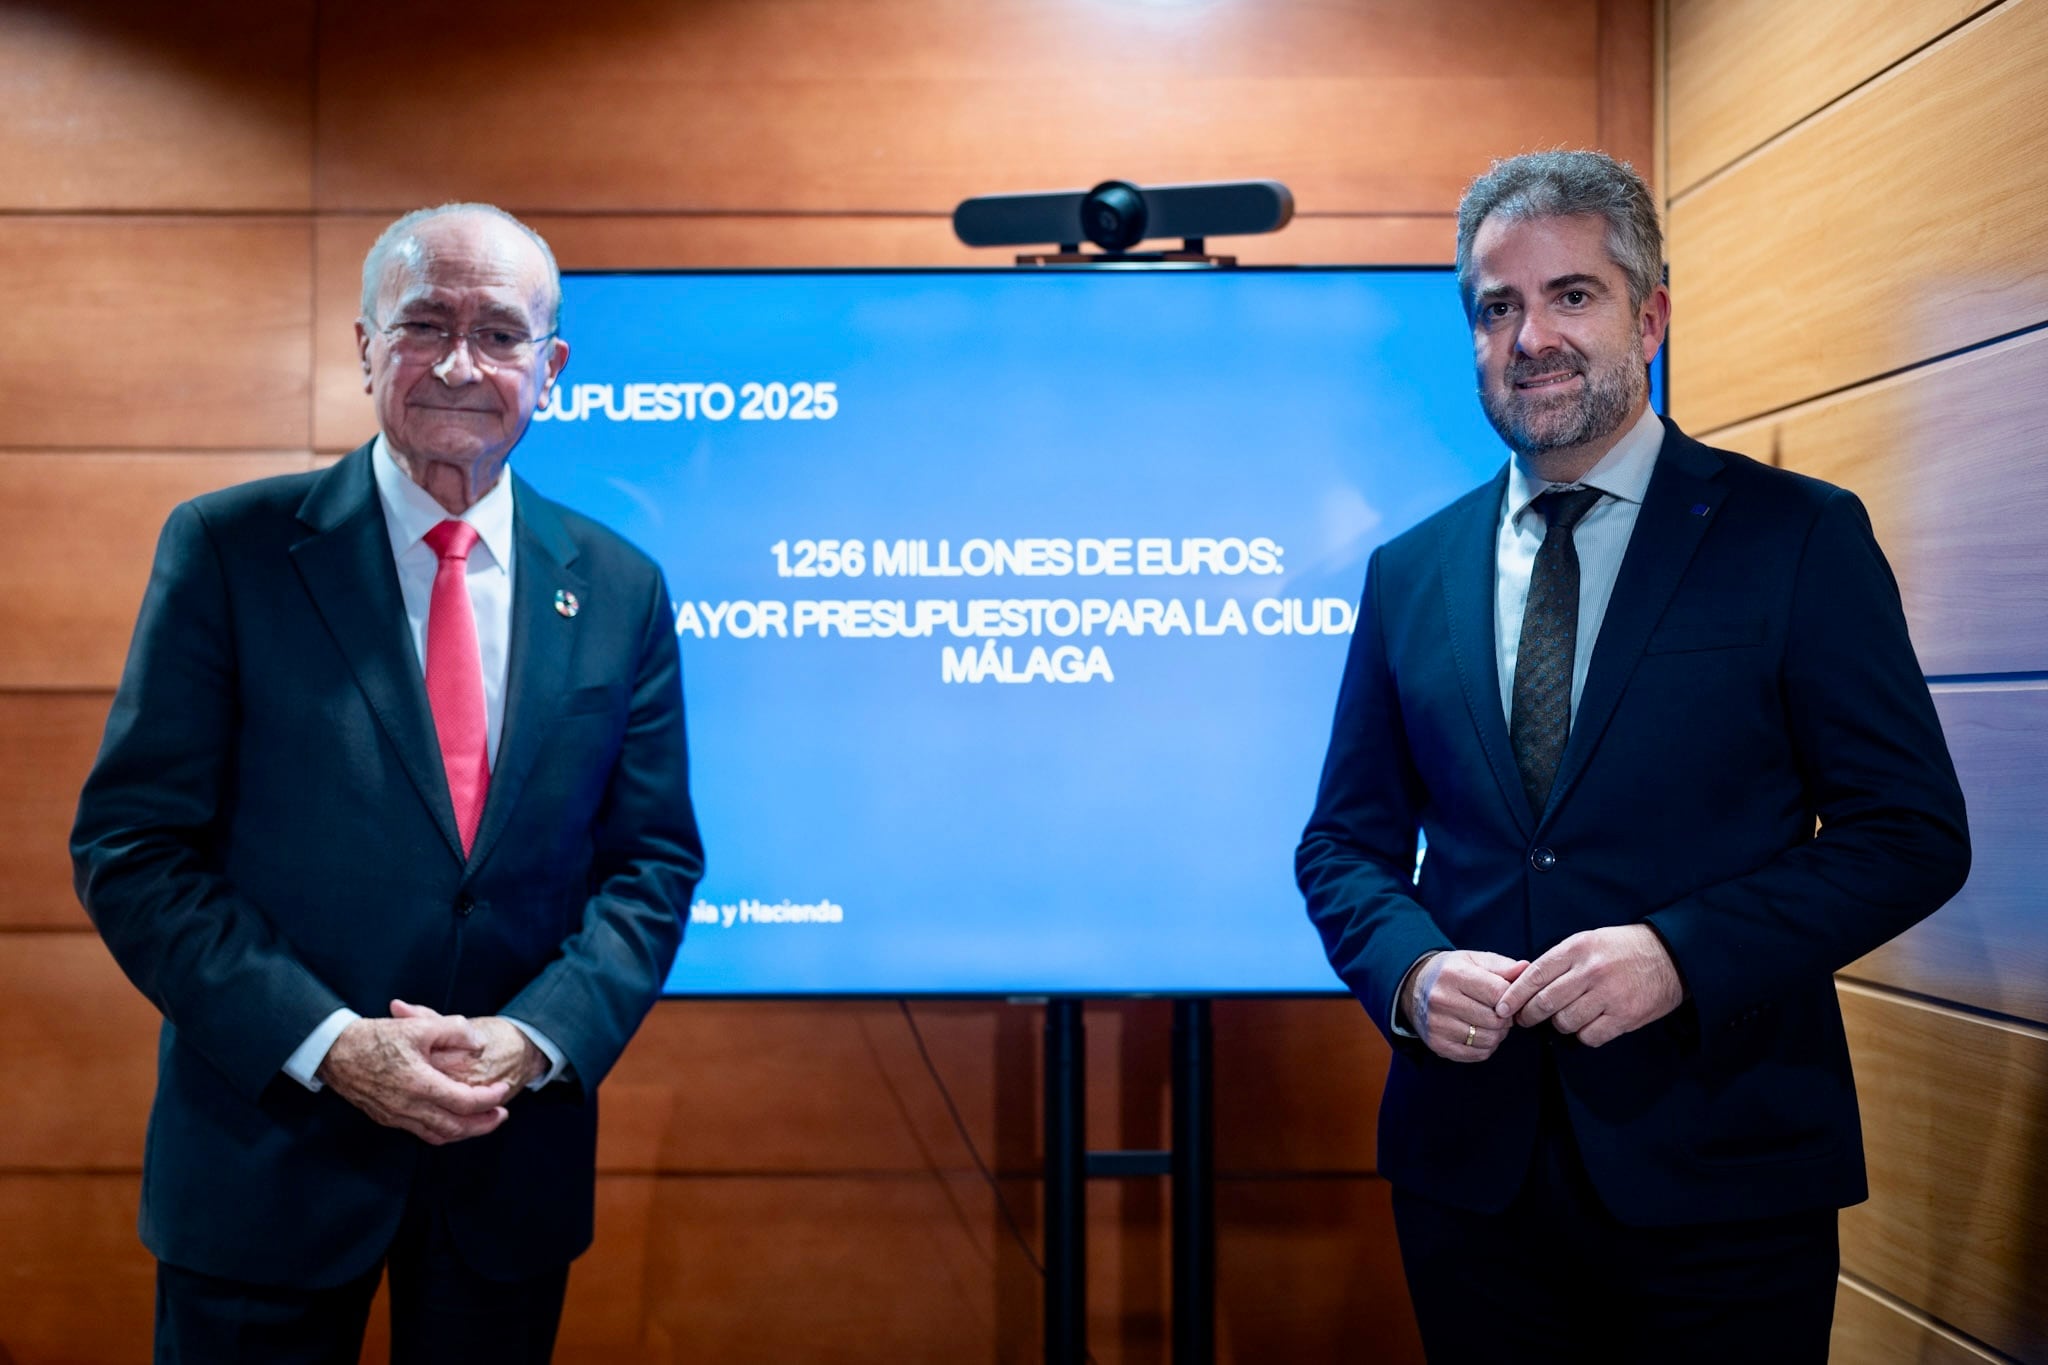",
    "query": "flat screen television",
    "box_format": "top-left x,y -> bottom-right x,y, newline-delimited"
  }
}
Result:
515,266 -> 1664,997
